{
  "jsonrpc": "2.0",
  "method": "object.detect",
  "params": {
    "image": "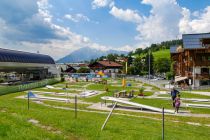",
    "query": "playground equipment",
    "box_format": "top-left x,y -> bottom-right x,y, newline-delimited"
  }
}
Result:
97,71 -> 104,77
